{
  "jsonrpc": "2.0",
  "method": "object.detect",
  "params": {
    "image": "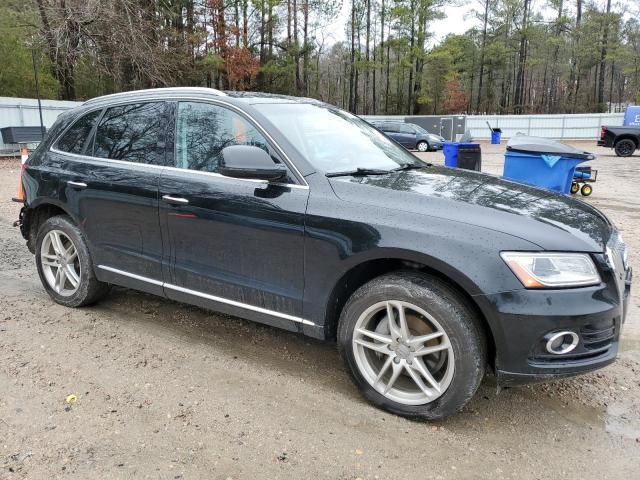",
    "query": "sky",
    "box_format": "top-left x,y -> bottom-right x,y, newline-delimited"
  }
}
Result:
324,3 -> 476,46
